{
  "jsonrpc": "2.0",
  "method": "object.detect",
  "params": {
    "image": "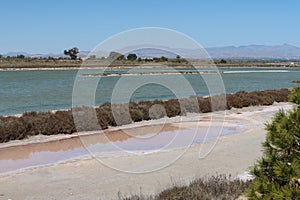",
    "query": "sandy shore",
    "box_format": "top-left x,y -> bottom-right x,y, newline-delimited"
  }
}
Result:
0,102 -> 294,200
